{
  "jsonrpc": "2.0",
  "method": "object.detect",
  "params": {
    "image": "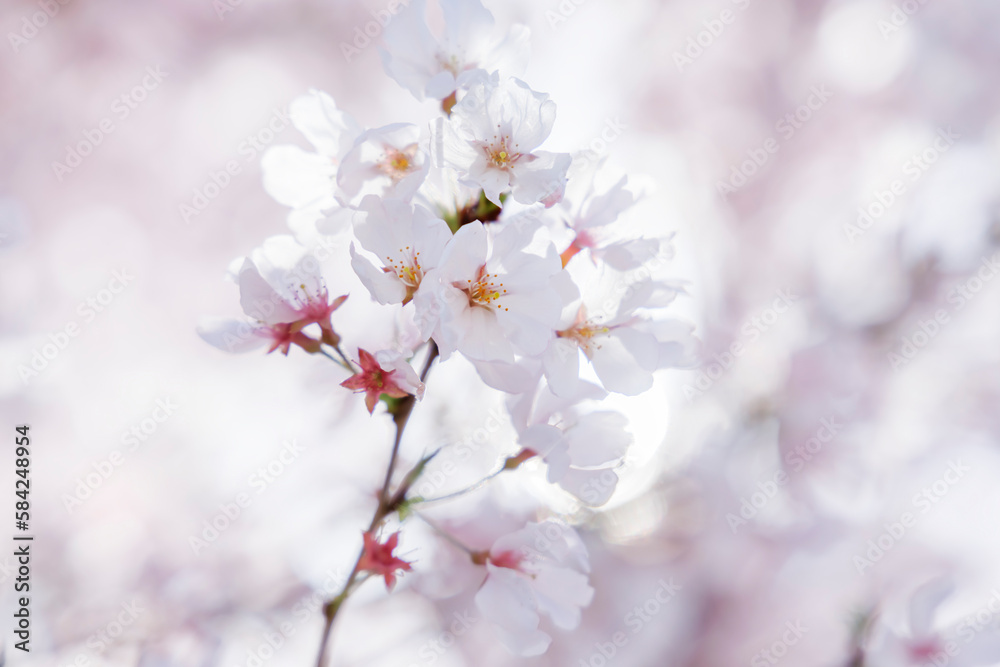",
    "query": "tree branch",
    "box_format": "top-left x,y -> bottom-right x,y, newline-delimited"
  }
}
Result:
314,340 -> 439,667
